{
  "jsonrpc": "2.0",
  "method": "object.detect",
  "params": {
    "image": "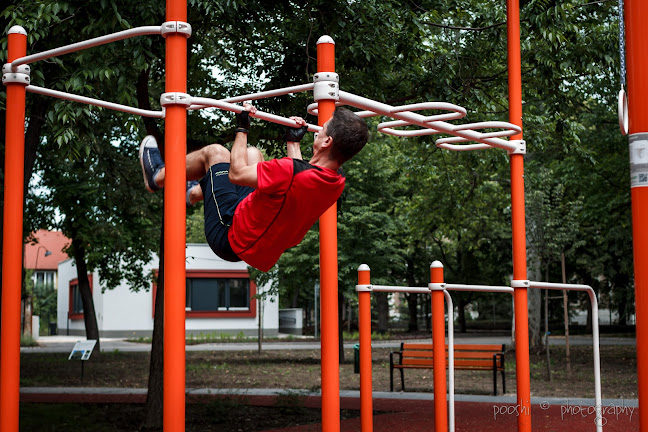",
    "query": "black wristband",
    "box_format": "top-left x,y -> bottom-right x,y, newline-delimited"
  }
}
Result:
235,110 -> 251,130
235,128 -> 249,134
